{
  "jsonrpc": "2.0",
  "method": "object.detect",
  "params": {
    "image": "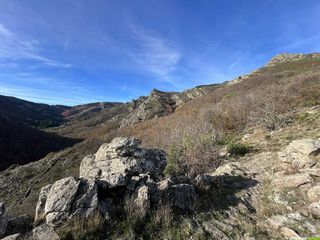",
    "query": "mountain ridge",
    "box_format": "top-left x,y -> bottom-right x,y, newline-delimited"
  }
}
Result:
0,52 -> 320,239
